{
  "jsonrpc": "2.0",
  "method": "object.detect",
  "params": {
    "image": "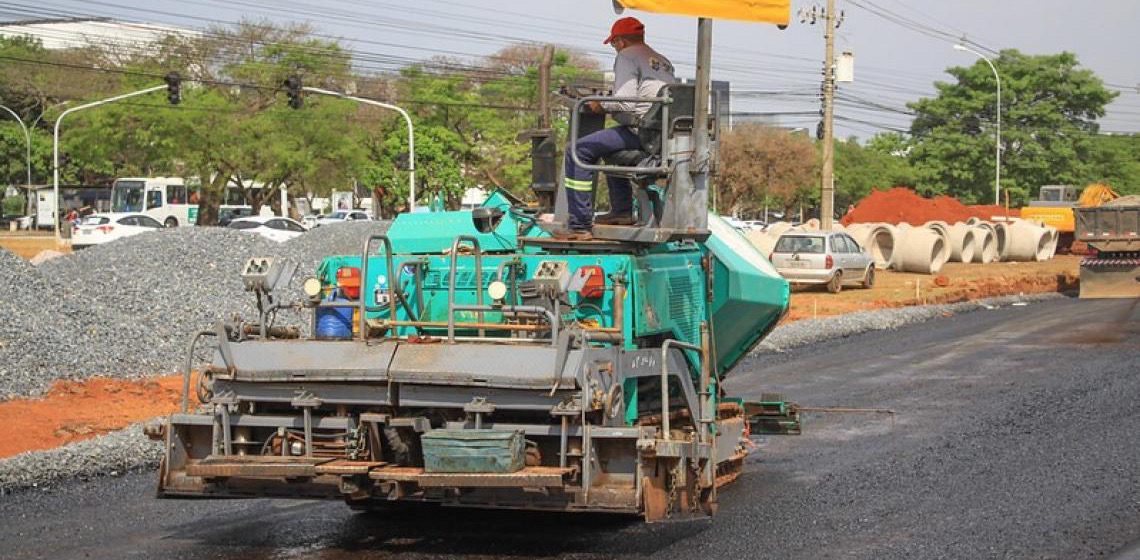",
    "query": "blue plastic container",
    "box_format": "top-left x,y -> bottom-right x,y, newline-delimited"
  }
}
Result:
315,295 -> 354,339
